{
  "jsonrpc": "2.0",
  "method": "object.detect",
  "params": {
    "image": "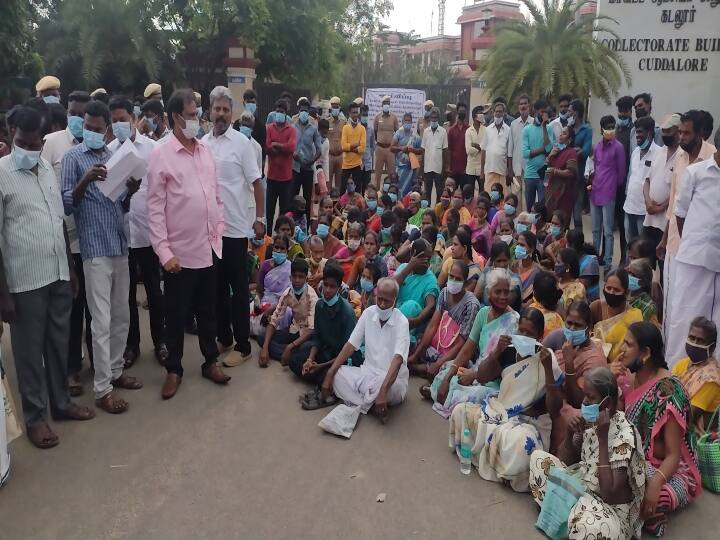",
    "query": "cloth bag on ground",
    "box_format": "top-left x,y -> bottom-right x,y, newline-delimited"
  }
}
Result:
318,404 -> 362,439
536,465 -> 585,540
695,405 -> 720,492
